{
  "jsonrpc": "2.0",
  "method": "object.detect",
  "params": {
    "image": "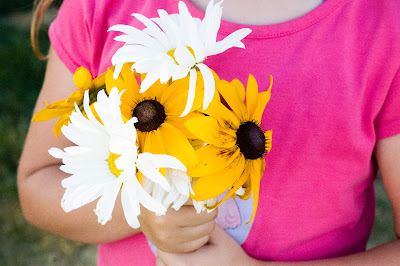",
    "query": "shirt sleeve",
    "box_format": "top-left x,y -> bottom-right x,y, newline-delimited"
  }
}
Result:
48,0 -> 95,74
375,67 -> 400,140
